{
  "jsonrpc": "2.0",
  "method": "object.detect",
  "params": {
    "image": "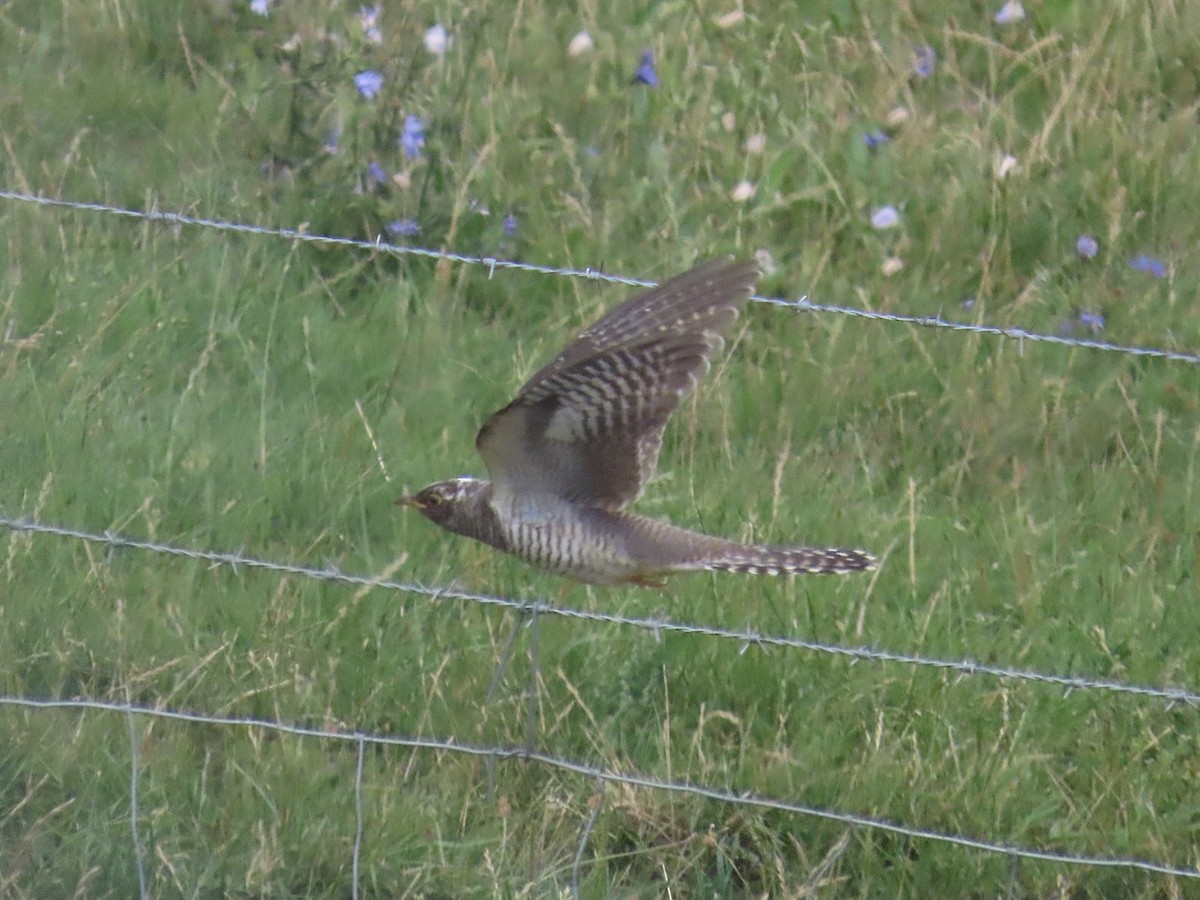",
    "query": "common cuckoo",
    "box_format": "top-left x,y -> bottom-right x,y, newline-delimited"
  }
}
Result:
400,259 -> 875,586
